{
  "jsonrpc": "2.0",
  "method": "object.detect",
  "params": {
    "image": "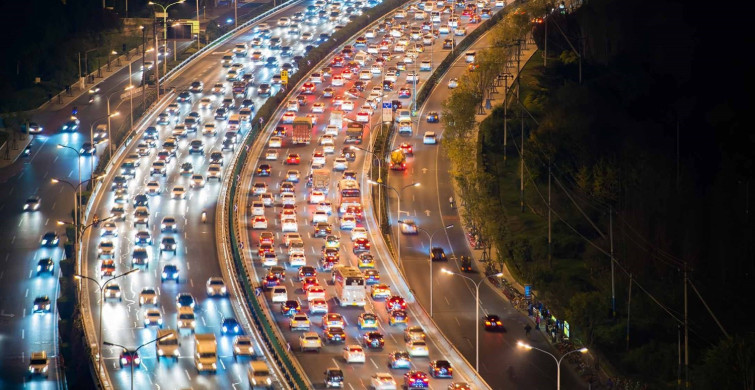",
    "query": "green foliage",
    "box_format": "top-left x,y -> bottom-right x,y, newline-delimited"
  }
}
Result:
694,334 -> 755,390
